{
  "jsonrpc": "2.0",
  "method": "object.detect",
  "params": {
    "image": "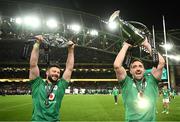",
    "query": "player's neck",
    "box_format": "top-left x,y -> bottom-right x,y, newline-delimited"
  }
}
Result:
46,79 -> 52,84
134,77 -> 144,83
